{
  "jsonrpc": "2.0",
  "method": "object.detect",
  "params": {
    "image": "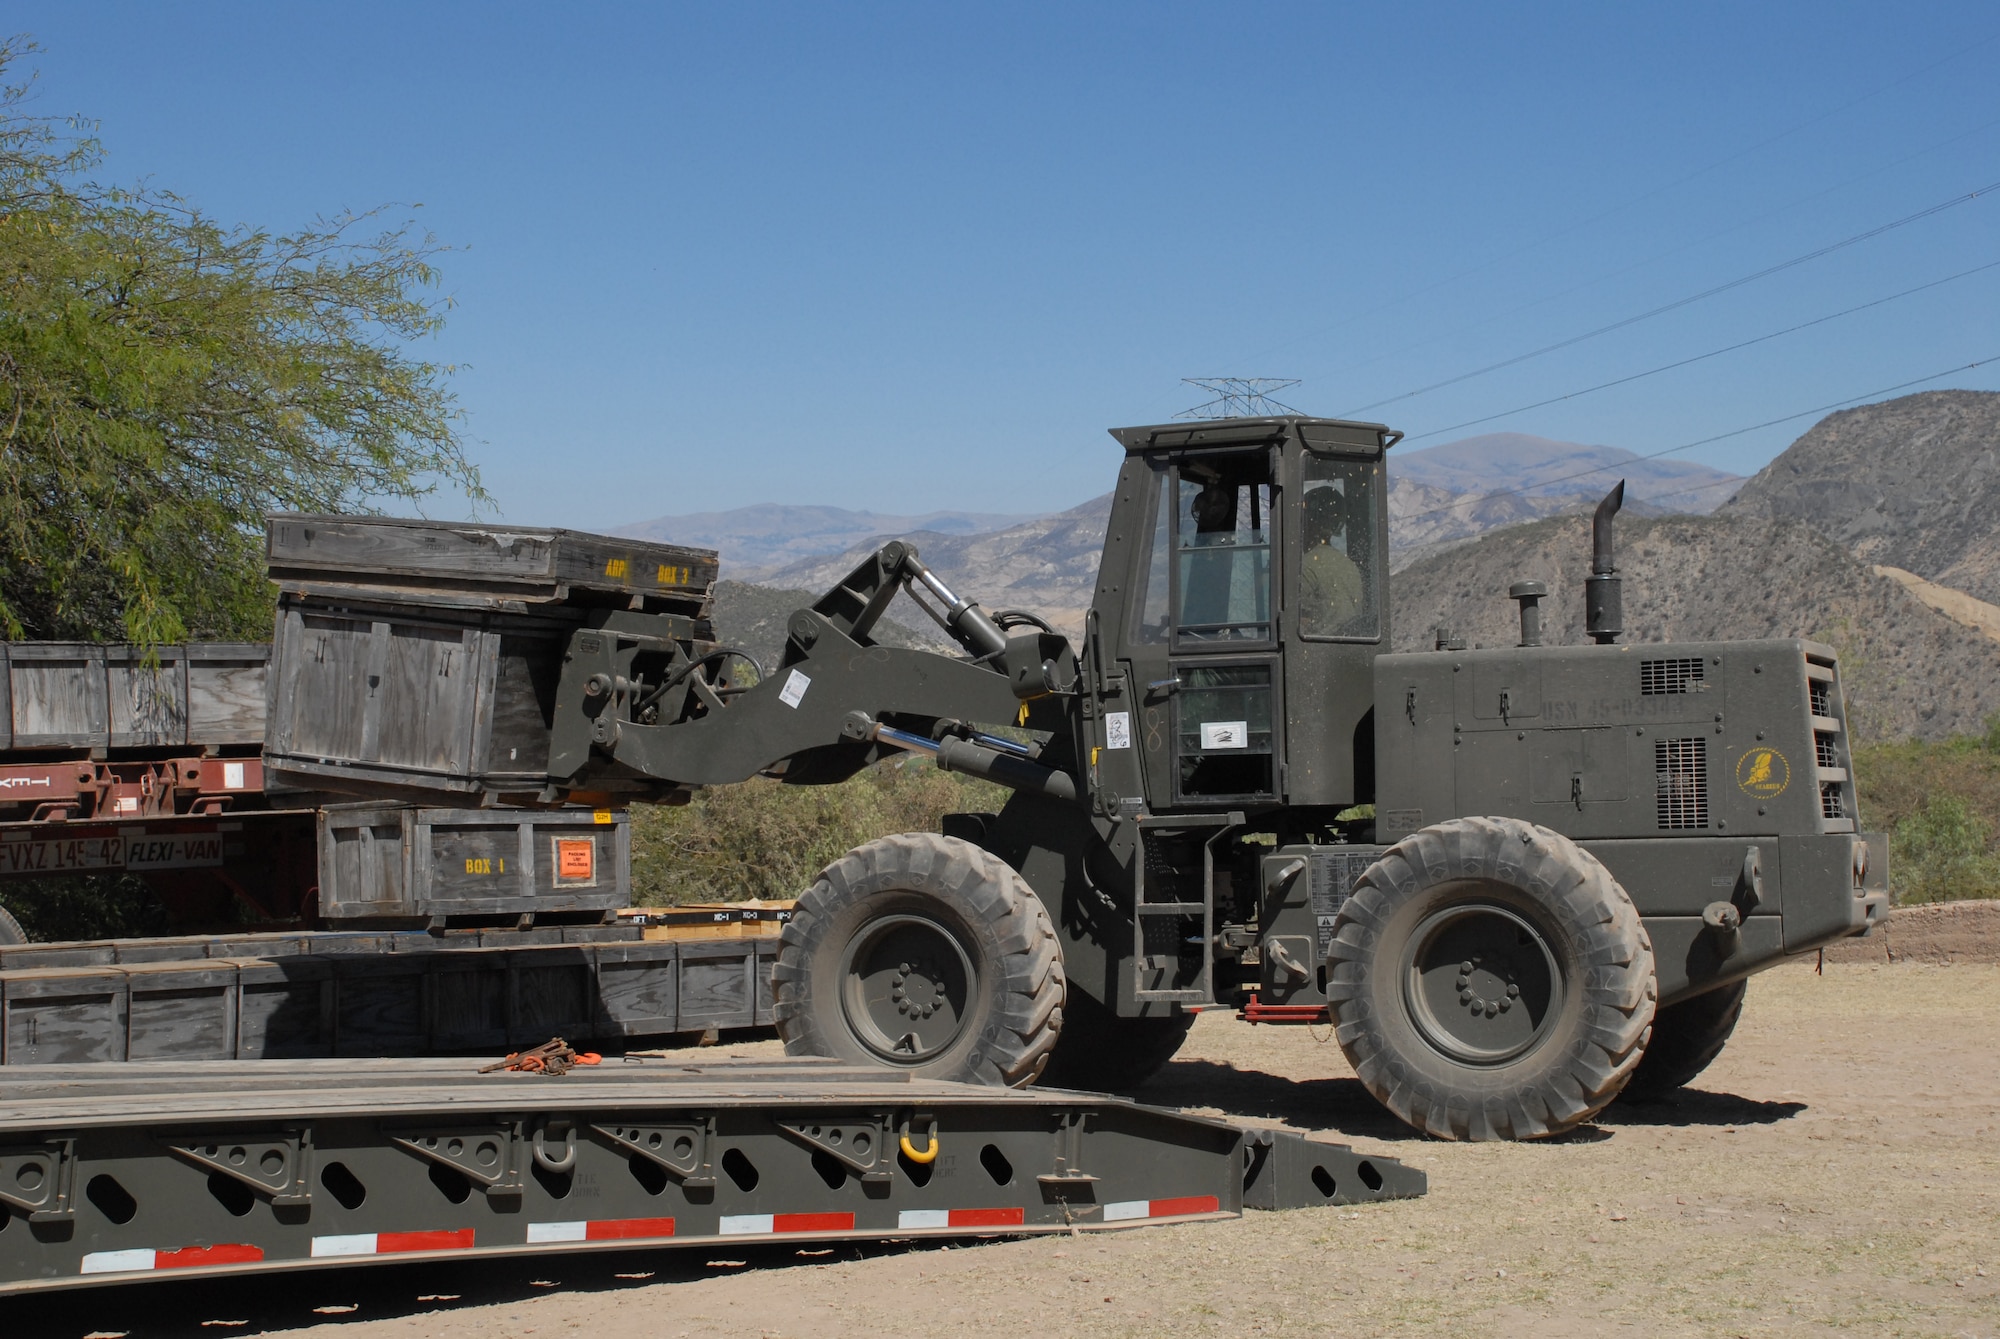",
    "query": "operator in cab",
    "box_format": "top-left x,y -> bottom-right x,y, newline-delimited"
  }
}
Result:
1300,483 -> 1364,636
